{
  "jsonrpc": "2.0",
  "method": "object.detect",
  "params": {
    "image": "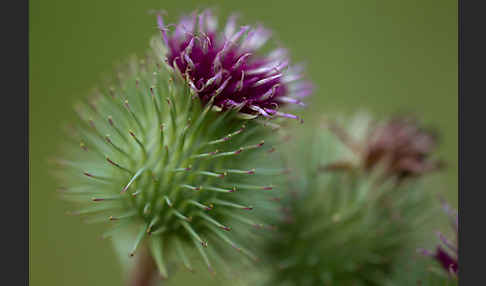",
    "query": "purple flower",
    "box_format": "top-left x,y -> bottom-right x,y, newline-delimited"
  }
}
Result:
420,199 -> 458,277
435,246 -> 458,275
363,117 -> 442,180
156,10 -> 312,119
323,116 -> 442,181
